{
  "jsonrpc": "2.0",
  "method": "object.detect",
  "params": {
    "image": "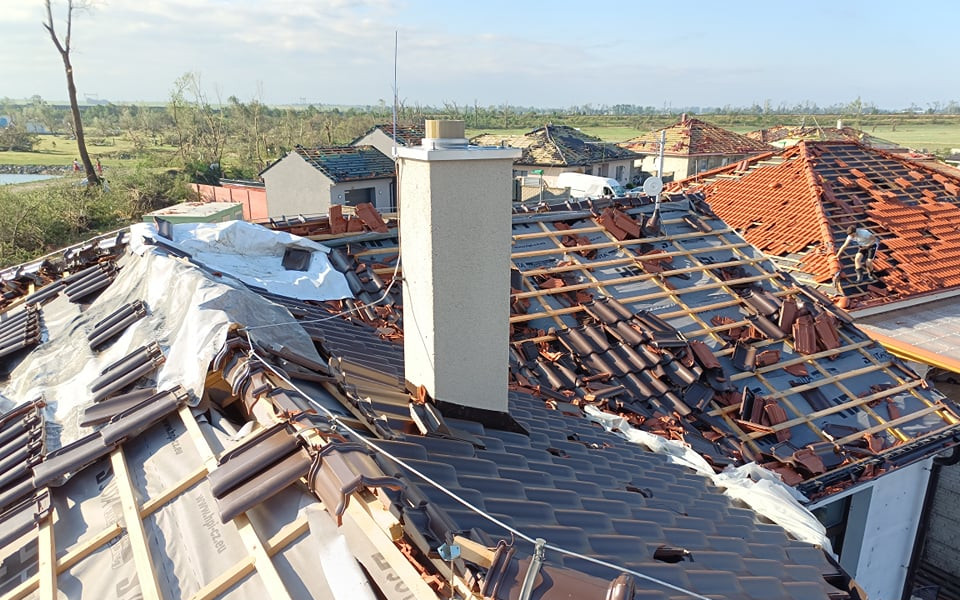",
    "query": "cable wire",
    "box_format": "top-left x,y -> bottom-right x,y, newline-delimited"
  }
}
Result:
241,331 -> 712,600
